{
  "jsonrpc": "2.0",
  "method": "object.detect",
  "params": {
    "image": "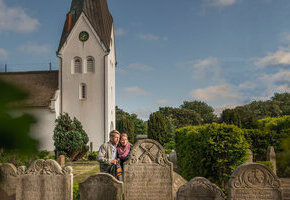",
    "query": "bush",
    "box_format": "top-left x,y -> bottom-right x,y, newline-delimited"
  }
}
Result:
175,123 -> 248,192
256,161 -> 273,170
53,113 -> 89,161
88,151 -> 98,161
148,112 -> 168,146
73,182 -> 80,200
277,136 -> 290,177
